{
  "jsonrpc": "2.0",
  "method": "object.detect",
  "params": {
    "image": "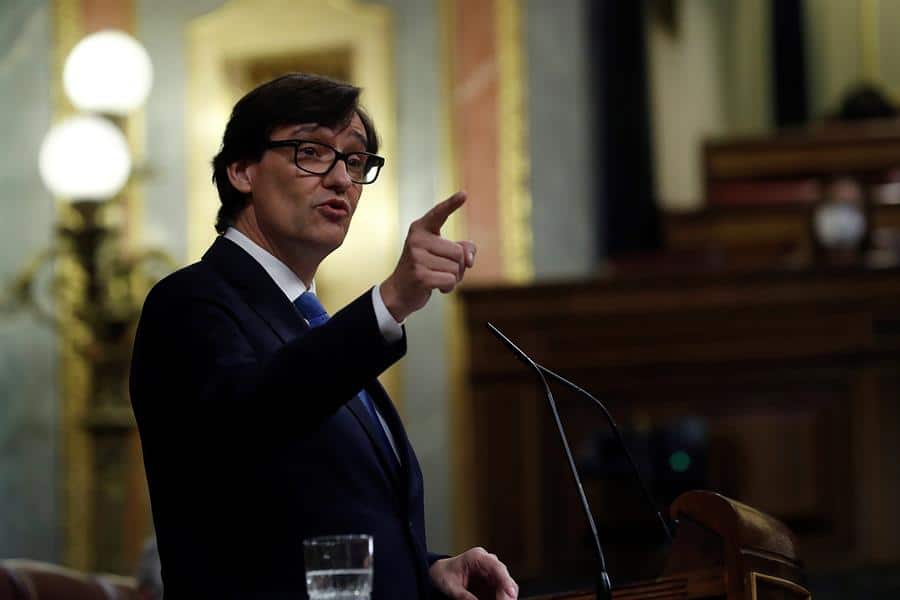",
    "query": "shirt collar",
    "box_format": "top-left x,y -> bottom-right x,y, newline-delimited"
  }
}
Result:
223,227 -> 315,301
